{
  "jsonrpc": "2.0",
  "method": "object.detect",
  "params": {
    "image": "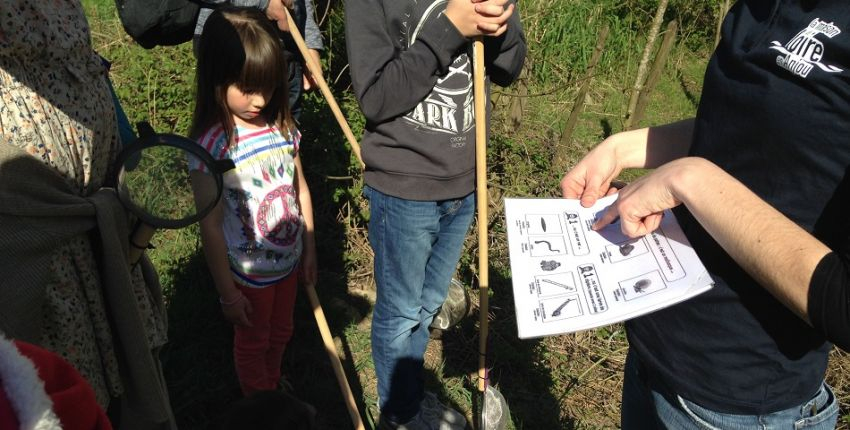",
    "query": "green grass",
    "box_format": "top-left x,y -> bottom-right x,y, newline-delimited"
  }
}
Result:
82,0 -> 849,428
